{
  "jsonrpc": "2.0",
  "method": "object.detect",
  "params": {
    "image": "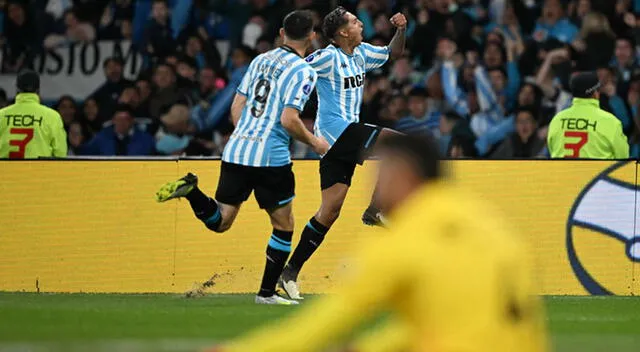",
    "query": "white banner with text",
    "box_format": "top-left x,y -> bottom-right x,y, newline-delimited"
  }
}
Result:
0,41 -> 143,101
